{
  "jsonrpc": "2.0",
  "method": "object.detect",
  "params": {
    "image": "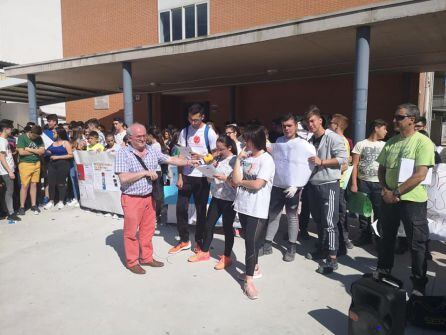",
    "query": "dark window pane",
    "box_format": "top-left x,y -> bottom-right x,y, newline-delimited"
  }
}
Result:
197,3 -> 208,37
185,5 -> 195,38
172,8 -> 182,41
160,11 -> 170,42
